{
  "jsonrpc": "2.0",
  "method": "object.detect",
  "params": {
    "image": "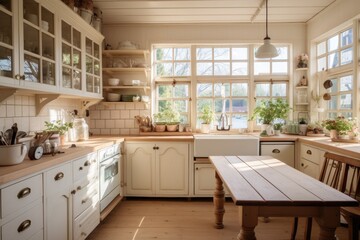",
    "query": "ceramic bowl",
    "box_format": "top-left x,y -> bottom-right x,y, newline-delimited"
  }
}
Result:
107,93 -> 121,102
108,78 -> 120,86
0,144 -> 28,166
